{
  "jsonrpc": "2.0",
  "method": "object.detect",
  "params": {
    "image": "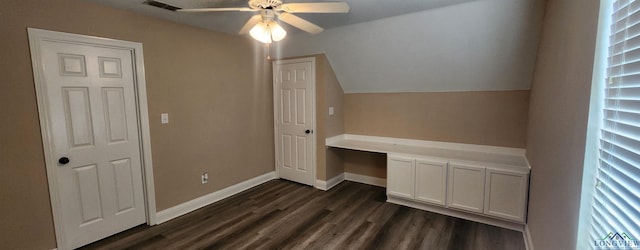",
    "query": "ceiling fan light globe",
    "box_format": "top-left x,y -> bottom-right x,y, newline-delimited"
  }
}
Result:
270,22 -> 287,42
250,22 -> 272,44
